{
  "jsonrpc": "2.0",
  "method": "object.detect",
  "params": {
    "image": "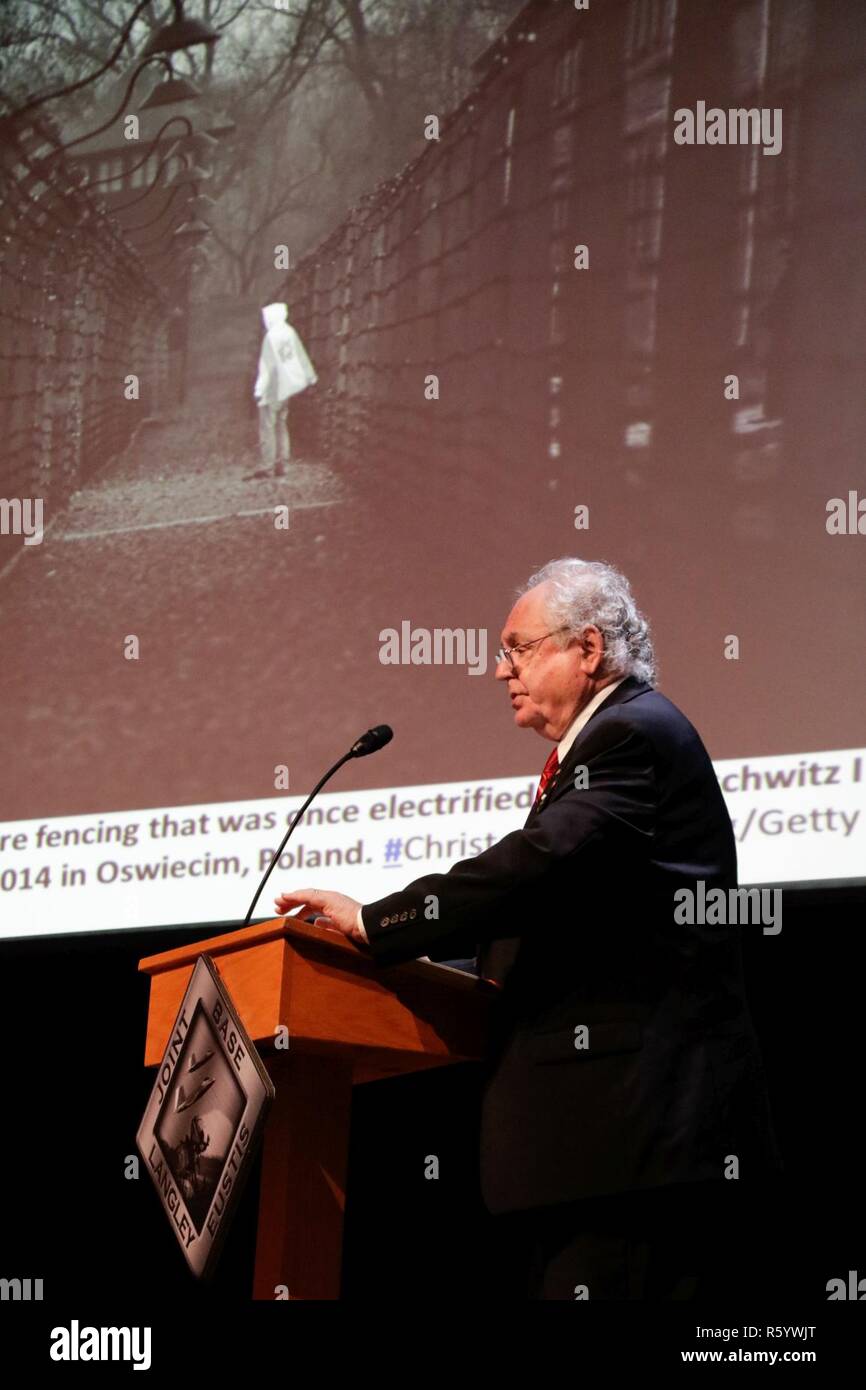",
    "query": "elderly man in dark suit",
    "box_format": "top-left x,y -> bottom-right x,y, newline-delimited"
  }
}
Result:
275,557 -> 783,1300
